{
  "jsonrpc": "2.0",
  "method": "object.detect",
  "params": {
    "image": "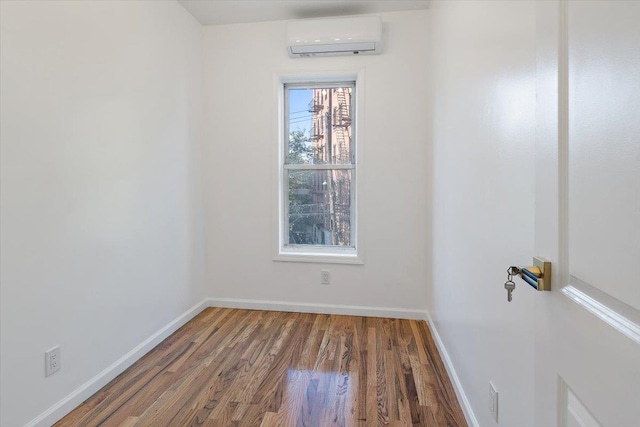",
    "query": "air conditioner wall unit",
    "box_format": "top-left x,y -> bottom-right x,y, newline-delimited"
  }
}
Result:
286,16 -> 382,58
